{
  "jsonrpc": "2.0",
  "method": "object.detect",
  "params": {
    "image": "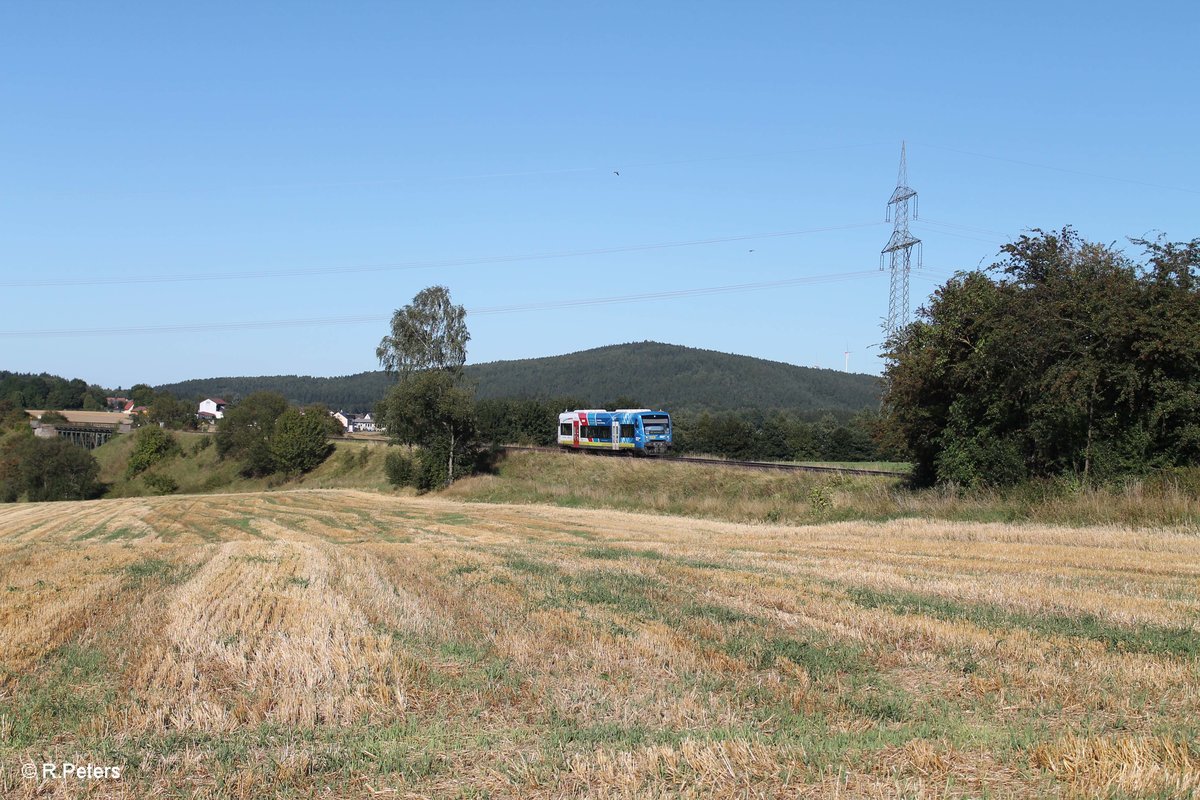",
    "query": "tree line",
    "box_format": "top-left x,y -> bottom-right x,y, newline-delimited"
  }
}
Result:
881,229 -> 1199,486
1,372 -> 109,411
472,397 -> 884,462
0,400 -> 102,502
153,343 -> 882,416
